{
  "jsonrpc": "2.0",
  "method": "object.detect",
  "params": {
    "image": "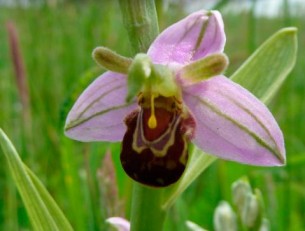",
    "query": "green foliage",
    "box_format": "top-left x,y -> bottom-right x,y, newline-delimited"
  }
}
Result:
231,27 -> 297,104
0,129 -> 73,231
